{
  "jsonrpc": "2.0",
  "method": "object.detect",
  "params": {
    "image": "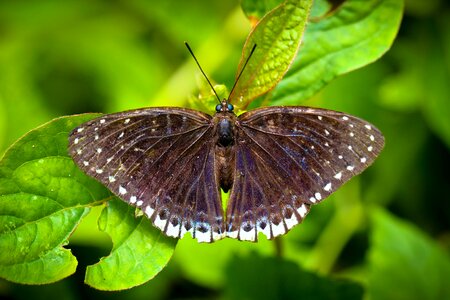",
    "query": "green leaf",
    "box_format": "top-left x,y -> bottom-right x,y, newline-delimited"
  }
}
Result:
230,0 -> 313,110
224,253 -> 364,300
85,198 -> 177,291
268,0 -> 404,106
240,0 -> 283,22
0,114 -> 110,284
368,209 -> 450,300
